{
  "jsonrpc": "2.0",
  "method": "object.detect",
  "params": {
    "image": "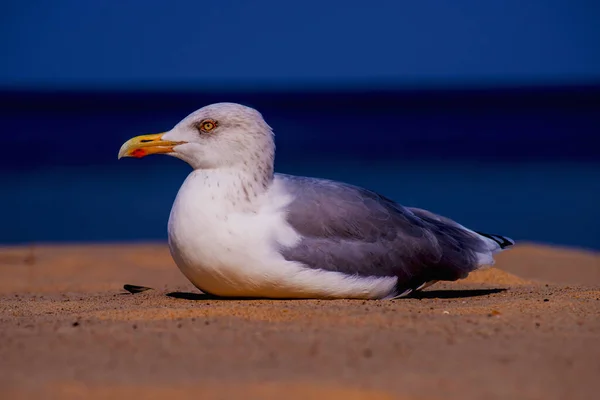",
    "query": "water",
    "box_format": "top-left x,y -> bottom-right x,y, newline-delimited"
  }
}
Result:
2,158 -> 598,250
1,88 -> 598,250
